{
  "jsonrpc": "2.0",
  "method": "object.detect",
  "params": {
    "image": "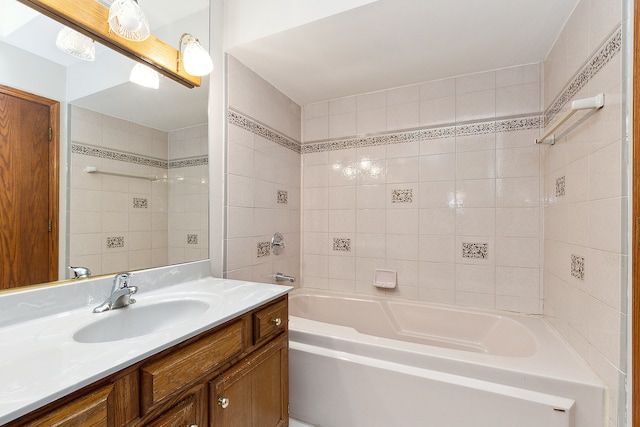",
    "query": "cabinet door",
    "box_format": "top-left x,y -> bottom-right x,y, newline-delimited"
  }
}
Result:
212,334 -> 288,427
145,384 -> 206,427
